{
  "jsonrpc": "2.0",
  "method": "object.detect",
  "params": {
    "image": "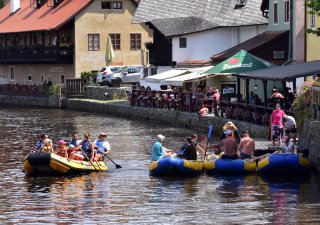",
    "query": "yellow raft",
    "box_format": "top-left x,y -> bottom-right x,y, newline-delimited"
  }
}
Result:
23,152 -> 107,175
